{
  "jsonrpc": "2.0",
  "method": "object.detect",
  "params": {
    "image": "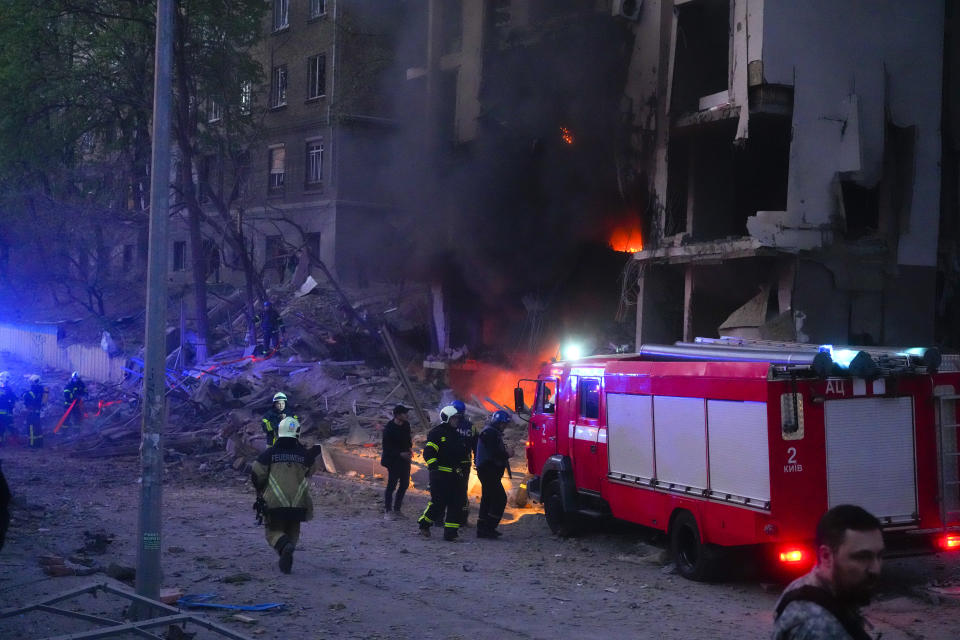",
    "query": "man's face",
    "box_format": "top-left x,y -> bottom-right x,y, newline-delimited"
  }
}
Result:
821,528 -> 884,605
275,400 -> 286,412
395,412 -> 409,425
